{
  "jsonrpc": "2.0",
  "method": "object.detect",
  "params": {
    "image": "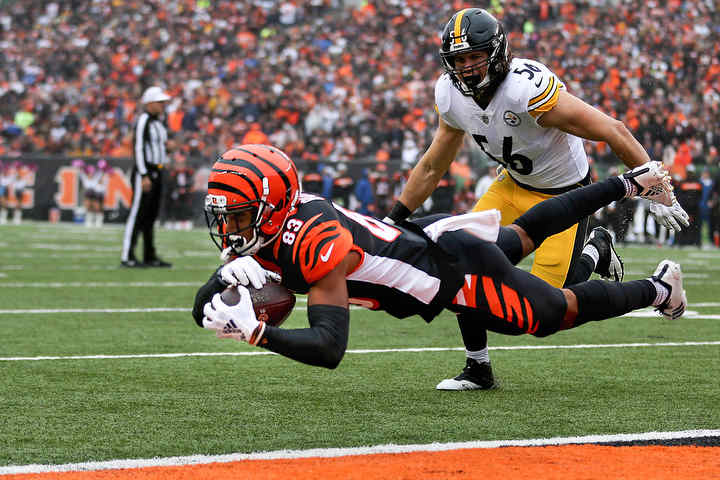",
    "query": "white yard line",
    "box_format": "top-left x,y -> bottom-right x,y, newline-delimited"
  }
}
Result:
0,308 -> 189,314
0,265 -> 219,271
0,251 -> 214,258
621,308 -> 720,319
0,282 -> 201,288
1,341 -> 718,362
0,252 -> 113,258
5,303 -> 720,319
1,429 -> 718,475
